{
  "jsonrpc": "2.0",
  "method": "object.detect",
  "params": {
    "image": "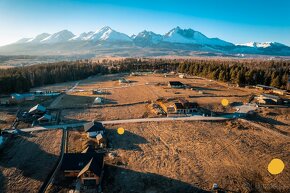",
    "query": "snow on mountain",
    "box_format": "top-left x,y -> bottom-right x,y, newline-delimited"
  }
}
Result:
134,30 -> 163,44
70,31 -> 94,41
88,26 -> 132,42
7,26 -> 290,56
26,33 -> 51,43
236,42 -> 287,48
41,30 -> 75,43
15,38 -> 33,44
163,26 -> 233,46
